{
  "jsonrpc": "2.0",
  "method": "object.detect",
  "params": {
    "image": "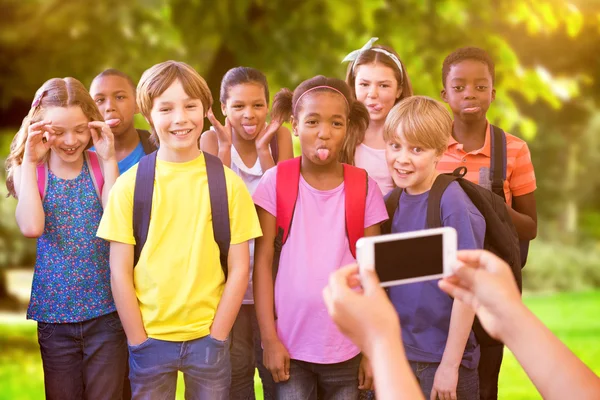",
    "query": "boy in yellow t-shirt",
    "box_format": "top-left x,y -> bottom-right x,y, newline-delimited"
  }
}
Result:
97,61 -> 262,399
